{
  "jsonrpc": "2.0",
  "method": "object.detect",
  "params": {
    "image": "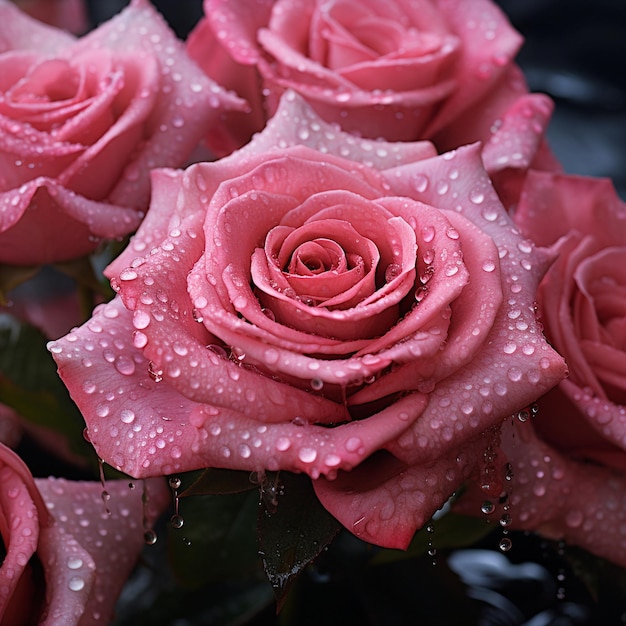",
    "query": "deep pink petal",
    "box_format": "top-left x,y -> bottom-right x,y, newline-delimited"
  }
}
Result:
314,434 -> 500,549
0,178 -> 142,265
